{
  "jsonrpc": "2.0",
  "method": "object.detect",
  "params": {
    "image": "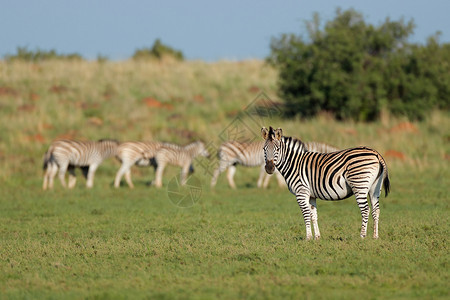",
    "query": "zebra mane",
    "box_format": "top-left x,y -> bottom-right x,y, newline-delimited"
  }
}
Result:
97,138 -> 120,144
282,135 -> 307,154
